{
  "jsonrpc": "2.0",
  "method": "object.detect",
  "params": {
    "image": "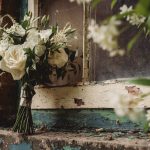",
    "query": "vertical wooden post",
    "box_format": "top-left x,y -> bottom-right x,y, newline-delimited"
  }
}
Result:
82,3 -> 90,83
28,0 -> 38,17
